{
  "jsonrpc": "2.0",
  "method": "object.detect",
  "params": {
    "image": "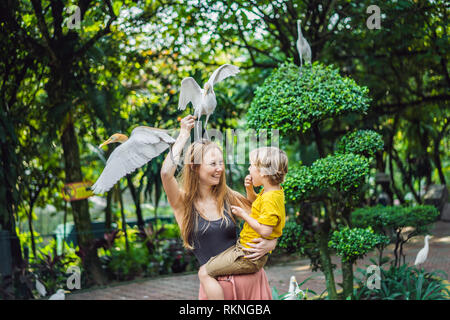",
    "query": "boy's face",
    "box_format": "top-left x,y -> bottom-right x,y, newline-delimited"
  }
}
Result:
248,162 -> 264,187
